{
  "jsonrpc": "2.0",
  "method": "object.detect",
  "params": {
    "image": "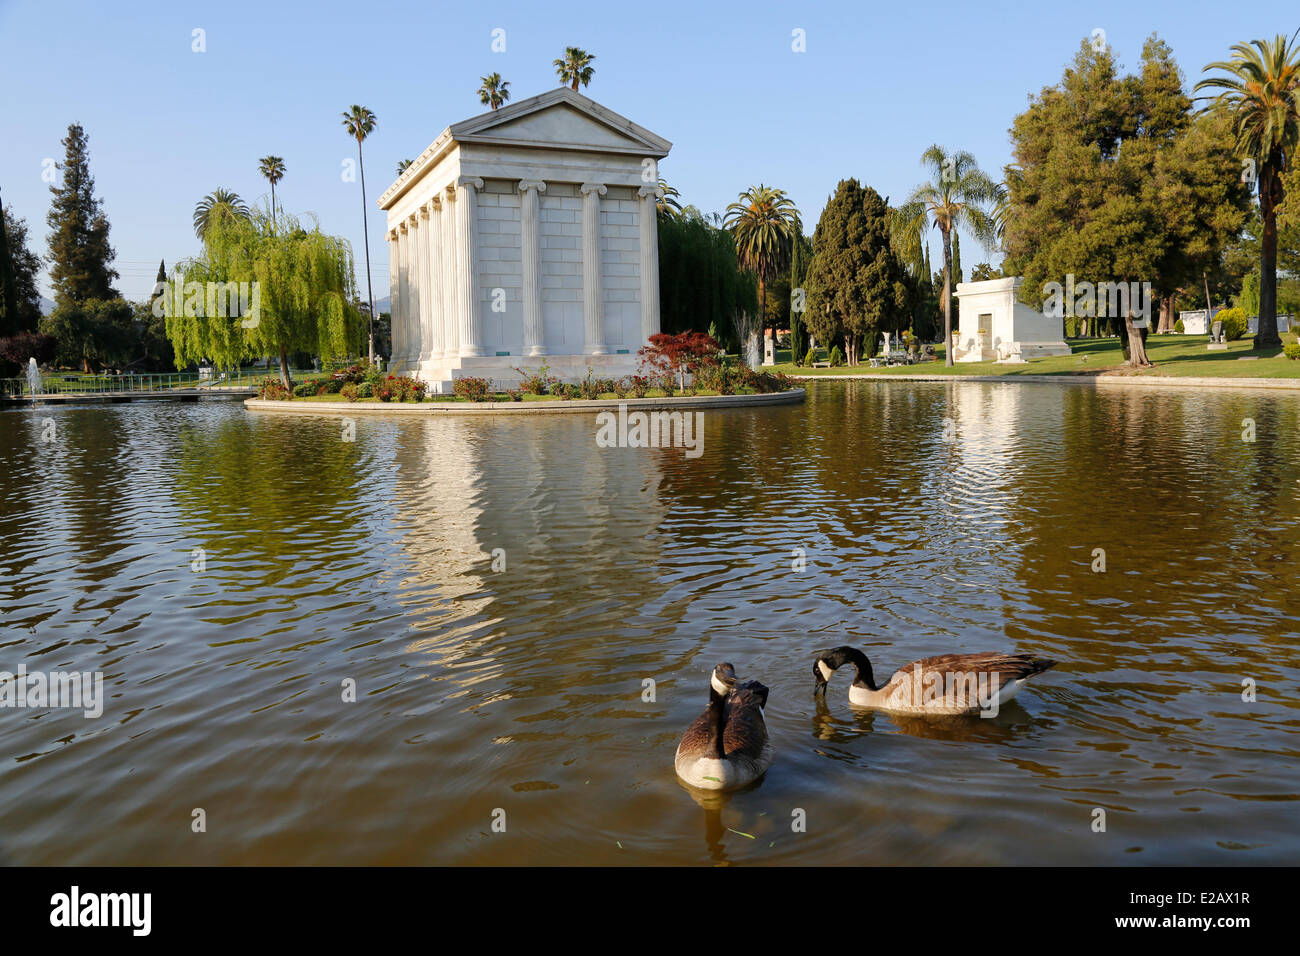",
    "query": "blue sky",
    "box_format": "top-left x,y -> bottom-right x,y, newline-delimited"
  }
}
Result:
1,0 -> 1293,304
